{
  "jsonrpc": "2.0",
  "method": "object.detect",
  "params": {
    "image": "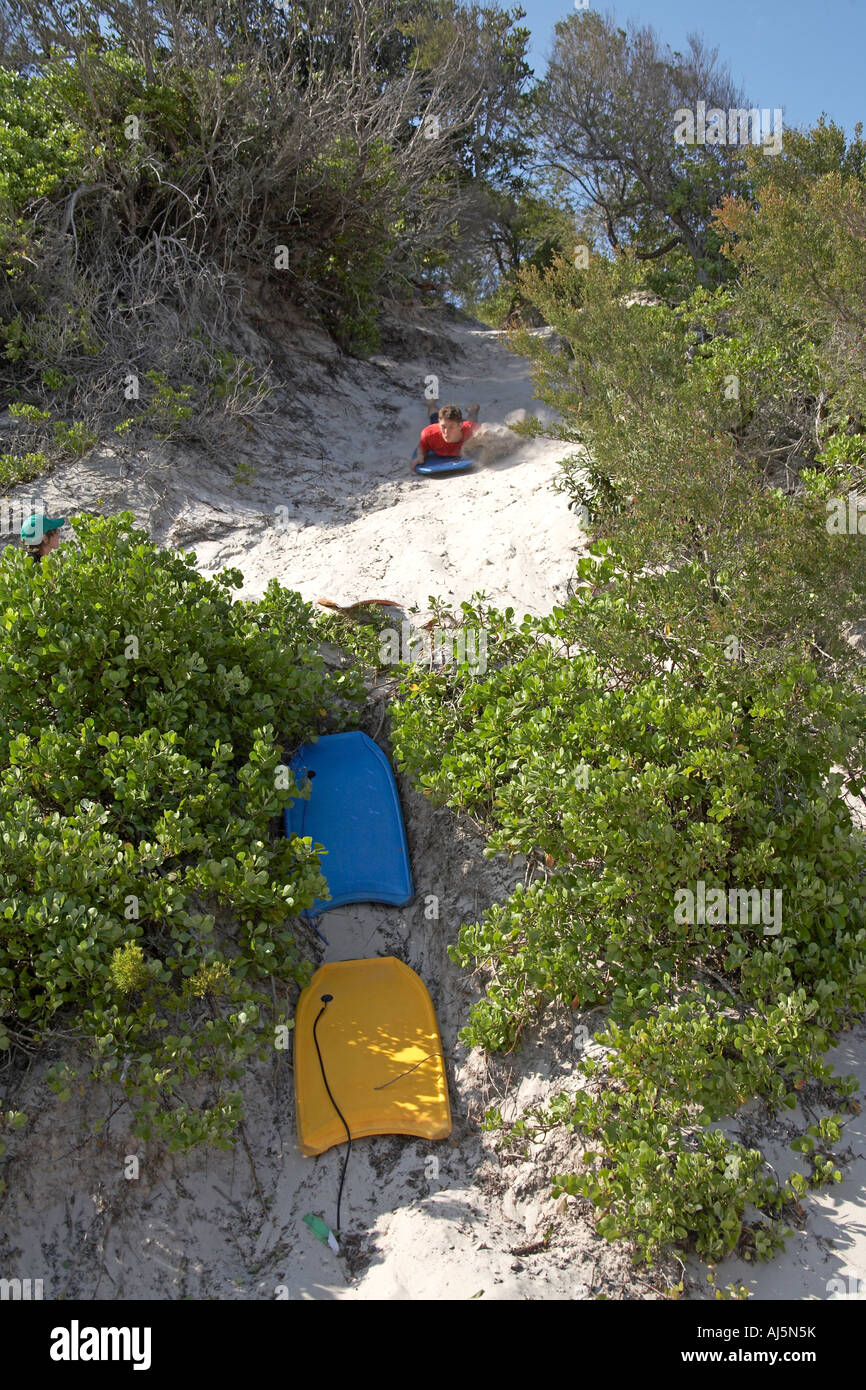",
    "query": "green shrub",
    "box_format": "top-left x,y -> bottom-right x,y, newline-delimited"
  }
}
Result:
0,68 -> 85,204
0,513 -> 364,1149
8,402 -> 51,424
52,420 -> 98,458
390,557 -> 866,1261
0,451 -> 51,487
